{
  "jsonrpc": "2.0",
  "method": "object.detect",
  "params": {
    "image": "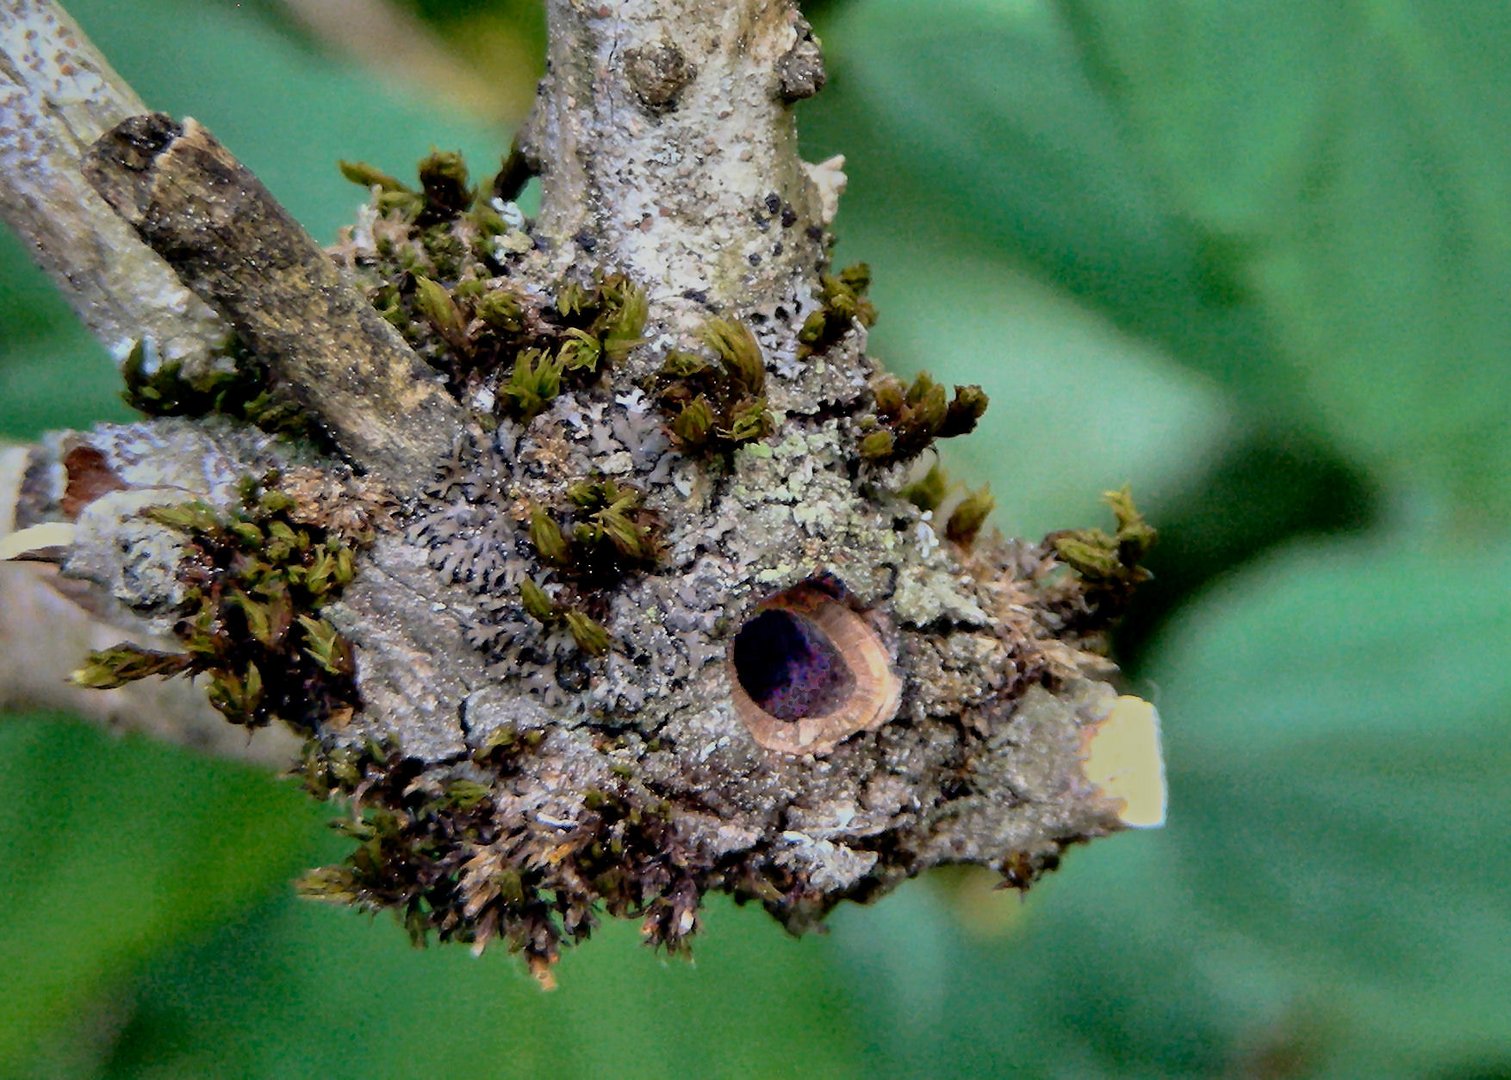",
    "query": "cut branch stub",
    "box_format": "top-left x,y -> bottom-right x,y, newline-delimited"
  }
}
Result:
81,113 -> 463,492
729,580 -> 902,755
